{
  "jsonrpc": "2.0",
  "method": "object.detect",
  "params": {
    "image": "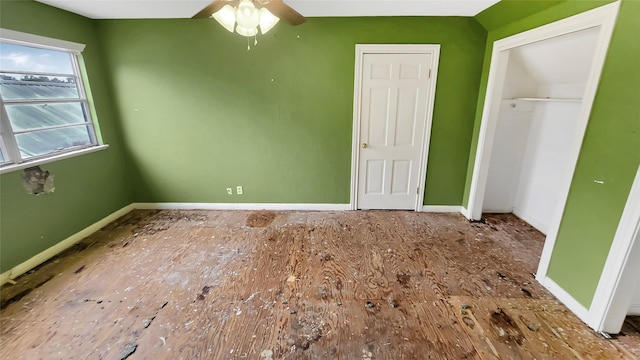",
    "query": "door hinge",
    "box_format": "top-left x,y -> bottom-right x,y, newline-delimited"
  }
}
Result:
428,69 -> 432,79
417,187 -> 420,194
